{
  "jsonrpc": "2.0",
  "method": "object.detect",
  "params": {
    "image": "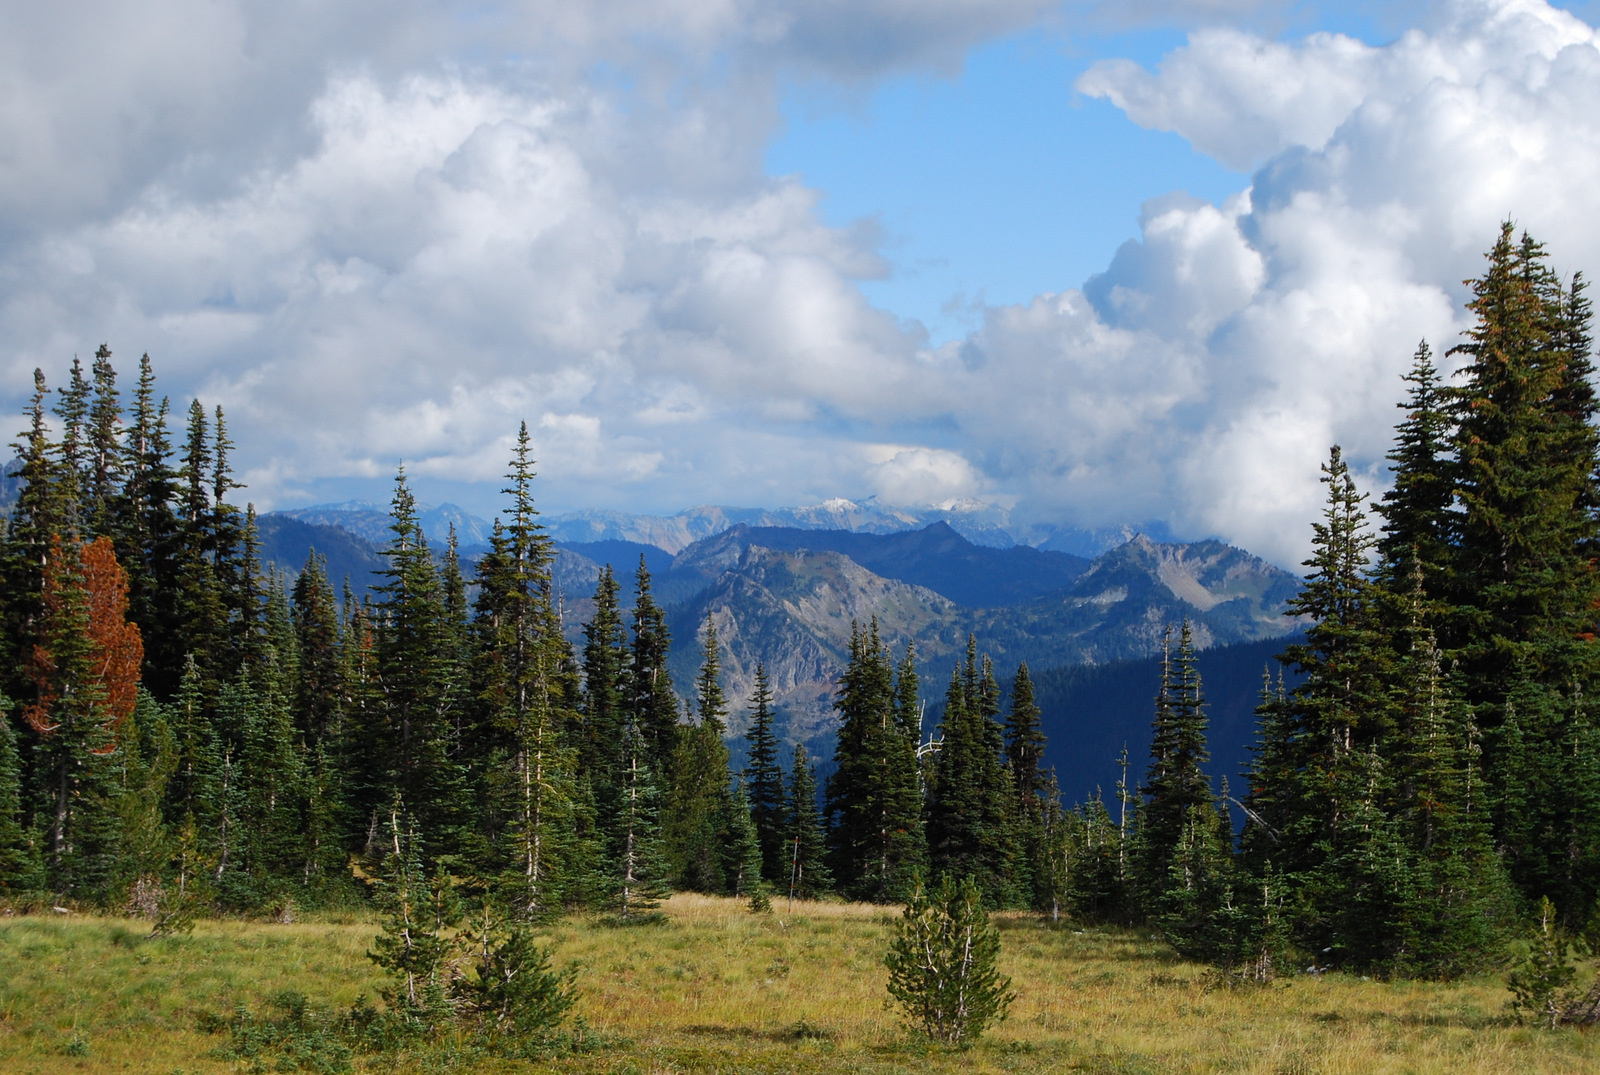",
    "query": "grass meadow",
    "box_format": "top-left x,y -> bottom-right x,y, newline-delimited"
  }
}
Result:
0,892 -> 1596,1074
